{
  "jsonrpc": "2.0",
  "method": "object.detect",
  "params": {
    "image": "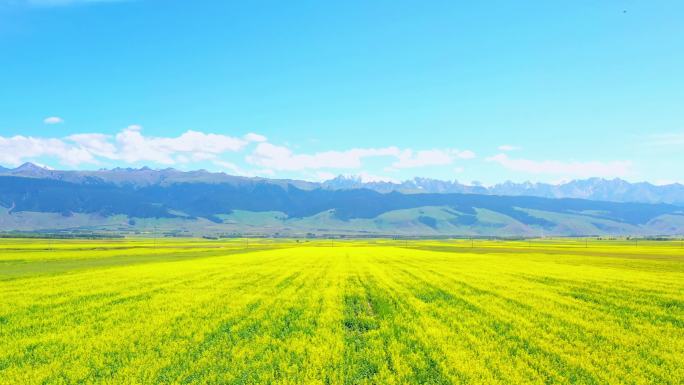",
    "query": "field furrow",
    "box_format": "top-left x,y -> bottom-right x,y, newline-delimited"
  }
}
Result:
1,239 -> 682,384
